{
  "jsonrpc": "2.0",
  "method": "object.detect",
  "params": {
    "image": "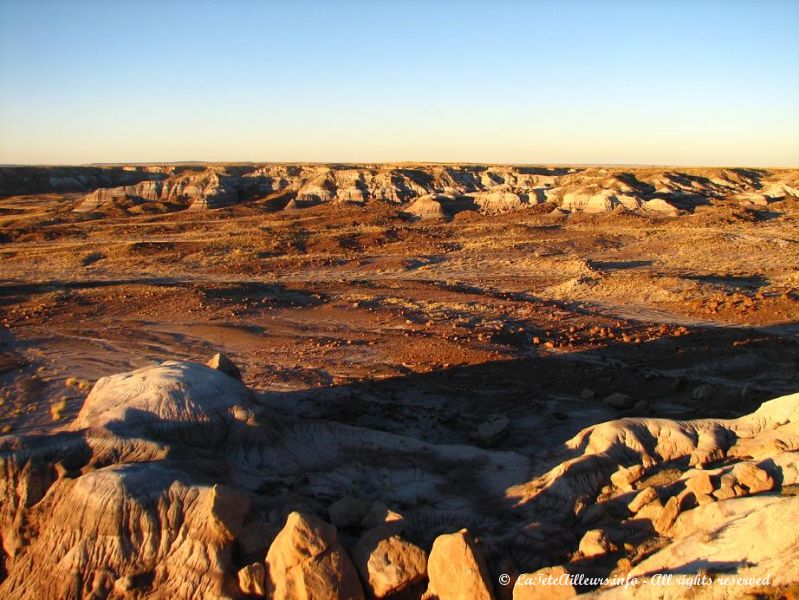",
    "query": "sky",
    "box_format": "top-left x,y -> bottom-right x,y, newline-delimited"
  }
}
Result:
0,0 -> 798,166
